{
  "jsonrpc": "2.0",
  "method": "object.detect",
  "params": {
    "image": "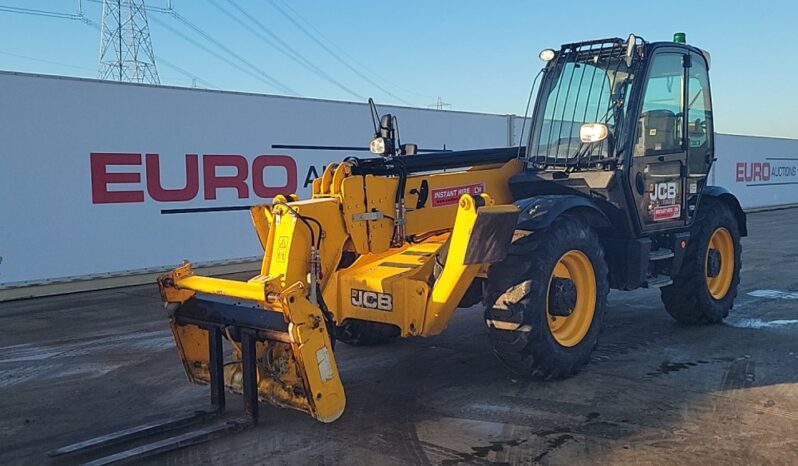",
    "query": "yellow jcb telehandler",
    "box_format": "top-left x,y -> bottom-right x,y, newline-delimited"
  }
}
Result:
53,33 -> 746,463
